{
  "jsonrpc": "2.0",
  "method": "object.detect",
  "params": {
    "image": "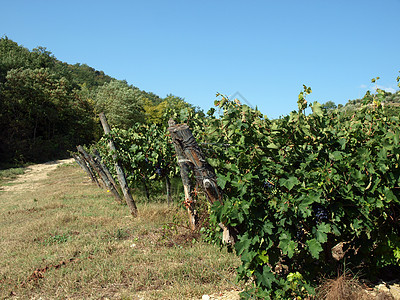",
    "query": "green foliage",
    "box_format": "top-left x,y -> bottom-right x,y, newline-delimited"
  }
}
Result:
201,91 -> 400,298
144,94 -> 204,125
94,80 -> 146,129
95,122 -> 178,198
93,100 -> 205,200
0,37 -> 56,83
0,167 -> 25,184
321,100 -> 337,112
0,37 -> 107,163
341,75 -> 400,117
53,62 -> 113,89
0,37 -> 191,164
